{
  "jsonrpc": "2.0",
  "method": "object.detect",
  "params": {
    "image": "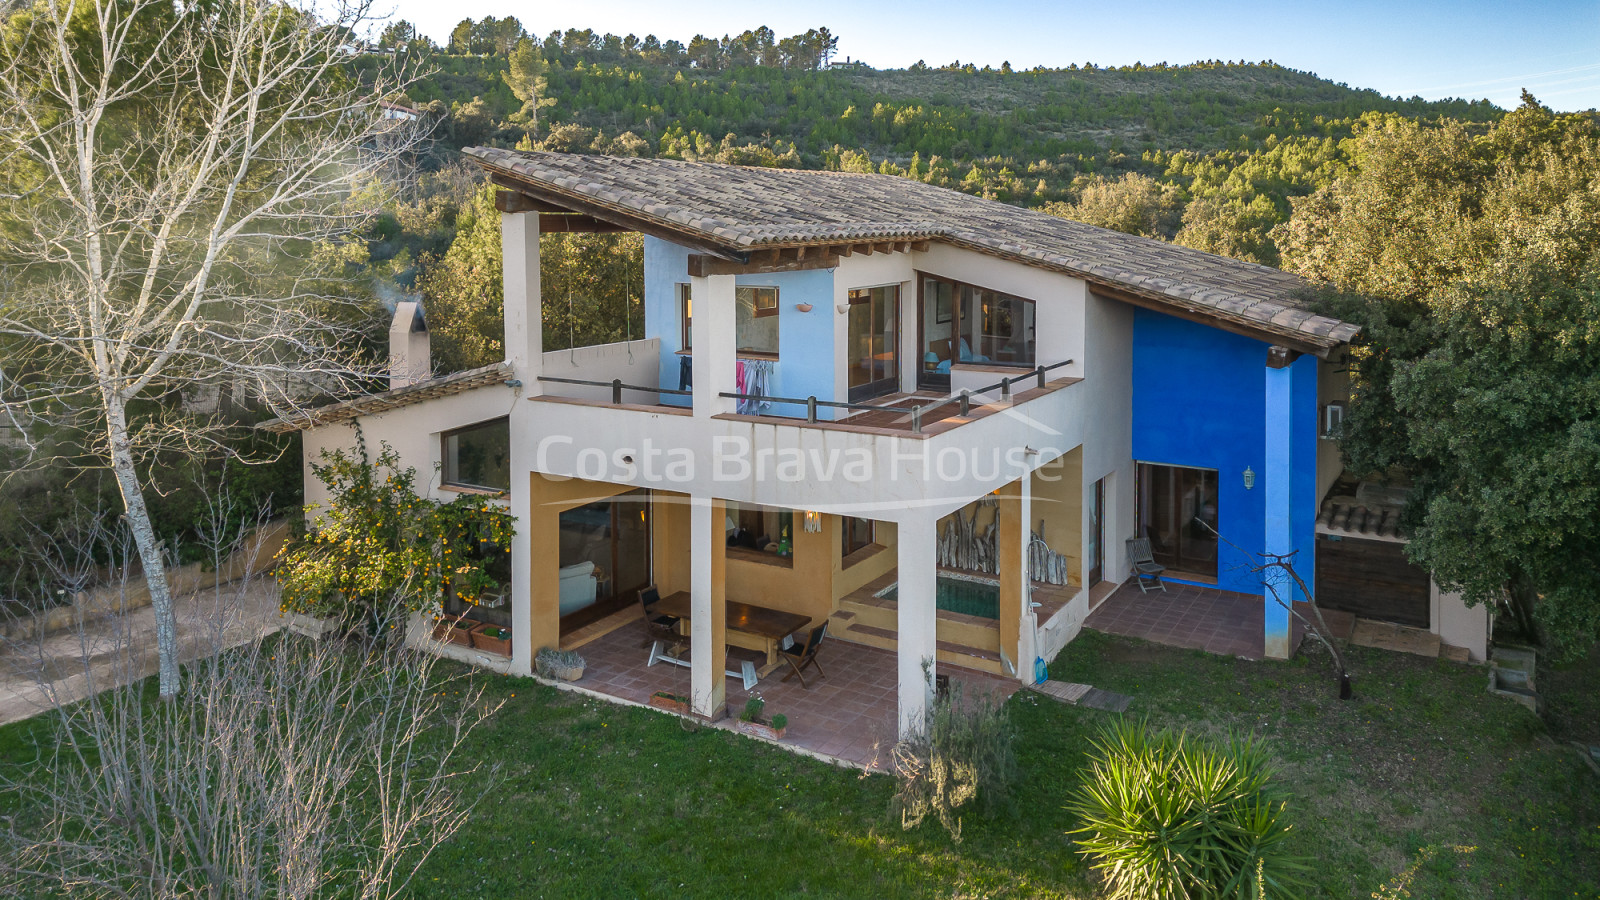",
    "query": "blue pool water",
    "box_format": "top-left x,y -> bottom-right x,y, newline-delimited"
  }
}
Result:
879,575 -> 1000,619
